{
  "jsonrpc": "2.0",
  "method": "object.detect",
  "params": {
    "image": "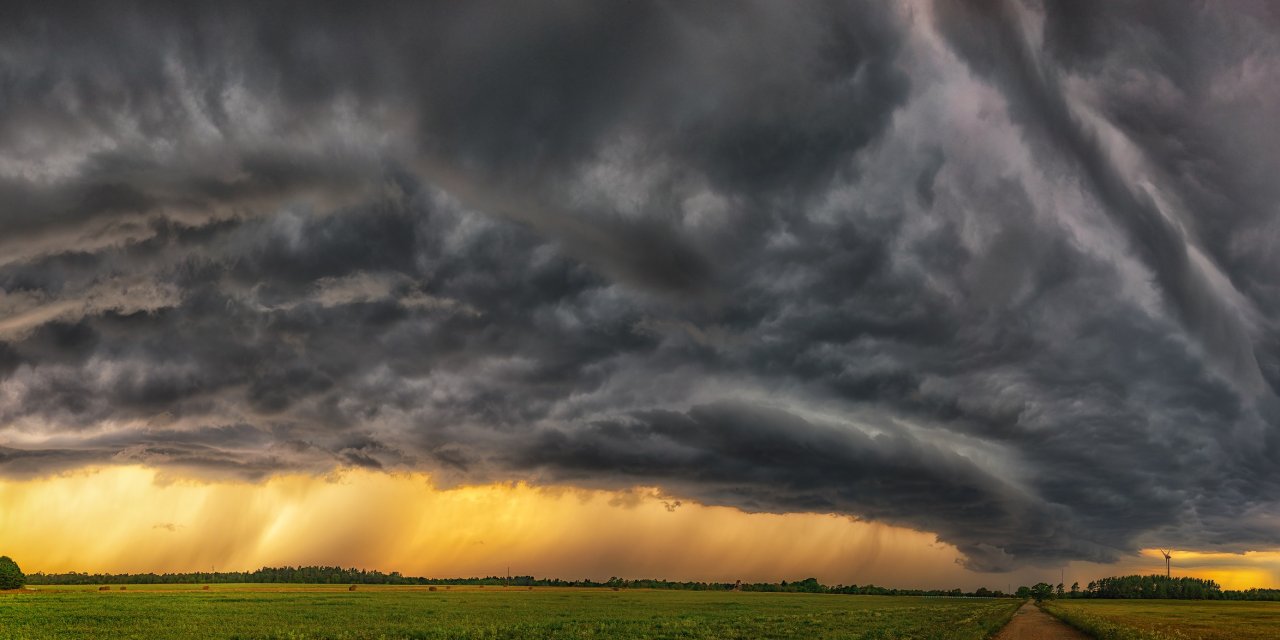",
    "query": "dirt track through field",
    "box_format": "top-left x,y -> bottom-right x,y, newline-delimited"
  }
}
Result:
991,602 -> 1092,640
